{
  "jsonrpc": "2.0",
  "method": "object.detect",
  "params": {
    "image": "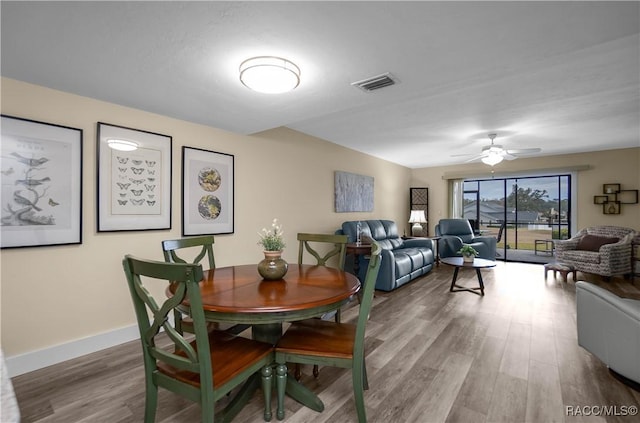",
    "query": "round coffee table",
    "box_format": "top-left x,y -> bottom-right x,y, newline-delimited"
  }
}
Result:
441,257 -> 496,296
